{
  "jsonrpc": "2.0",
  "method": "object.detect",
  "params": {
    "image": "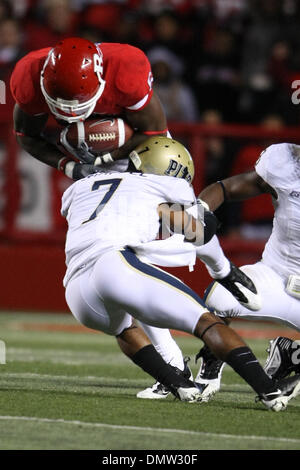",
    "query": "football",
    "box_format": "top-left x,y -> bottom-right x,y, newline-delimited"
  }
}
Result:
60,116 -> 134,156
